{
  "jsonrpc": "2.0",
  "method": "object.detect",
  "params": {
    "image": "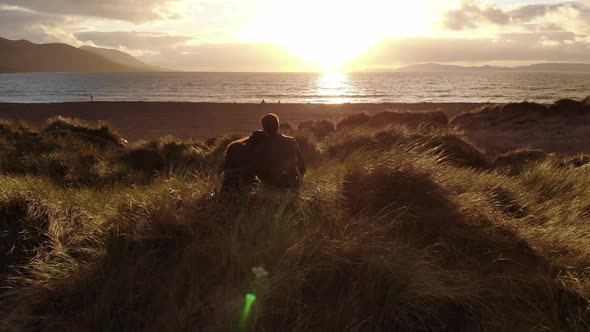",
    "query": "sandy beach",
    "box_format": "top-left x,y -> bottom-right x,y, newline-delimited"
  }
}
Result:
0,102 -> 486,141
